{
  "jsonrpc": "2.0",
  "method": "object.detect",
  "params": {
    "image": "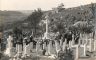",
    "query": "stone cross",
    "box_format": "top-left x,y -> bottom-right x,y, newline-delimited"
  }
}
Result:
45,15 -> 49,39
